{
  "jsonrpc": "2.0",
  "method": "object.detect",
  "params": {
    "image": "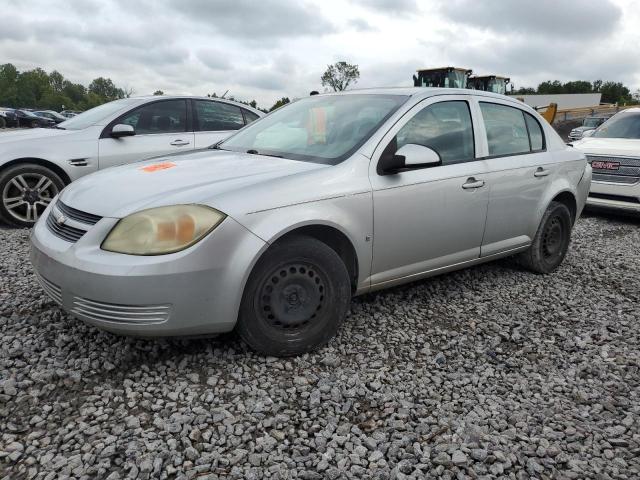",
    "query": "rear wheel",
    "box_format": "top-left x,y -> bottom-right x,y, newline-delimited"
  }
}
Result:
30,120 -> 38,128
519,201 -> 572,274
237,235 -> 351,356
0,164 -> 64,227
